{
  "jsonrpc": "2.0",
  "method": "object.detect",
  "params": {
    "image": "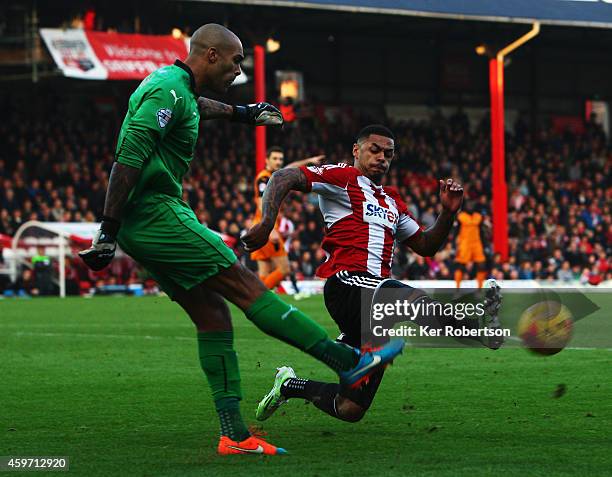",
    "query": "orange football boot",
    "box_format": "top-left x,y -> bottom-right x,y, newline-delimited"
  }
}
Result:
217,435 -> 287,455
